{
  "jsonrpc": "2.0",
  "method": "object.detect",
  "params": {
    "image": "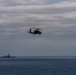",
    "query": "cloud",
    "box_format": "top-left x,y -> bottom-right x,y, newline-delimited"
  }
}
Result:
52,1 -> 76,8
0,0 -> 47,6
14,0 -> 47,4
0,0 -> 76,36
0,0 -> 76,56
